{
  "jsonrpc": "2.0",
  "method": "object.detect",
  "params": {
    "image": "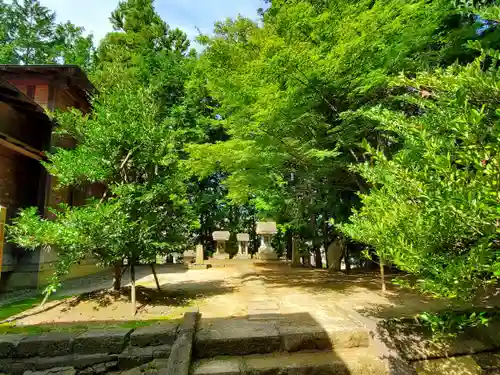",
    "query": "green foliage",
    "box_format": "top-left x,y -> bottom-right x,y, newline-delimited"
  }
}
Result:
0,0 -> 95,67
417,311 -> 490,340
186,0 -> 500,260
342,52 -> 500,299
